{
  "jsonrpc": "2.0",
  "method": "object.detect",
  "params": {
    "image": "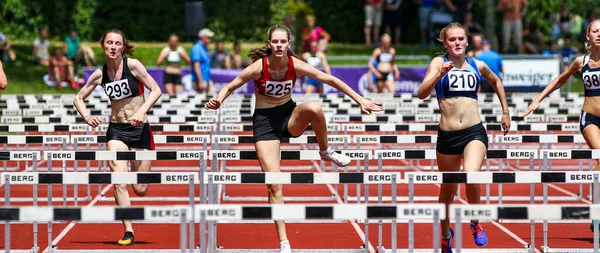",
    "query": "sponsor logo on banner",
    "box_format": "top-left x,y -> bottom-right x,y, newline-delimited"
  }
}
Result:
212,136 -> 238,144
411,173 -> 441,184
24,109 -> 43,116
11,151 -> 40,160
2,110 -> 20,116
416,114 -> 434,122
417,108 -> 434,114
546,151 -> 570,159
201,206 -> 241,220
69,124 -> 89,132
202,110 -> 218,115
327,124 -> 340,131
210,151 -> 240,160
501,59 -> 560,87
162,173 -> 196,184
459,206 -> 495,219
221,124 -> 243,132
177,151 -> 206,160
563,124 -> 579,131
508,150 -> 536,159
566,172 -> 595,183
72,136 -> 97,143
327,135 -> 348,144
184,136 -> 209,143
323,108 -> 337,115
218,109 -> 238,115
357,136 -> 379,144
399,205 -> 443,219
364,173 -> 400,184
146,206 -> 192,221
99,125 -> 109,132
524,115 -> 544,122
341,150 -> 372,160
548,115 -> 567,122
374,150 -> 404,159
397,108 -> 415,114
44,136 -> 68,144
